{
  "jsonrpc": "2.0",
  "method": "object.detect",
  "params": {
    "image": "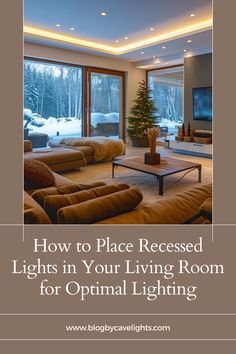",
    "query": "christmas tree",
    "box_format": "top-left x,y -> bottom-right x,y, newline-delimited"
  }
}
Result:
127,80 -> 158,140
